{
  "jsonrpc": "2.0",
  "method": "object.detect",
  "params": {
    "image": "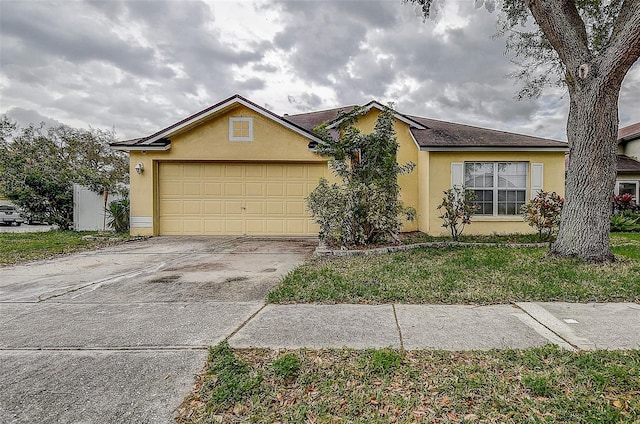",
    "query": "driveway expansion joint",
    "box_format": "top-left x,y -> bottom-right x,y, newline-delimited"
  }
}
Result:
514,302 -> 593,350
225,302 -> 267,342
